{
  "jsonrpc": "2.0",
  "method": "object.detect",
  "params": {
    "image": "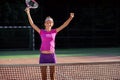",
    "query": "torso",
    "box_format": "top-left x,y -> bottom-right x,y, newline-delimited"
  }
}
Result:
39,29 -> 57,54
